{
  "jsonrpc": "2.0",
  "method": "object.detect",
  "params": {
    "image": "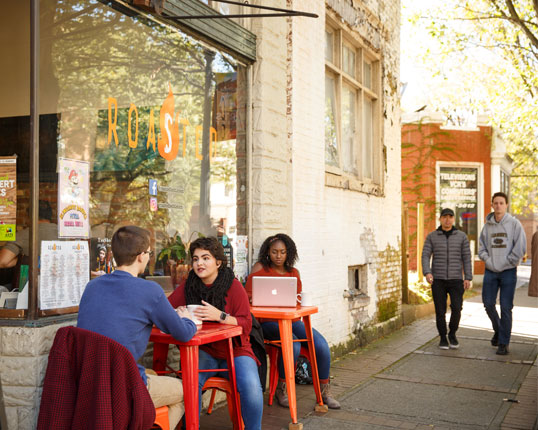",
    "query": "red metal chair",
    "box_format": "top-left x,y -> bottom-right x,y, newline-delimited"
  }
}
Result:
152,406 -> 170,430
267,343 -> 311,406
203,376 -> 244,429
